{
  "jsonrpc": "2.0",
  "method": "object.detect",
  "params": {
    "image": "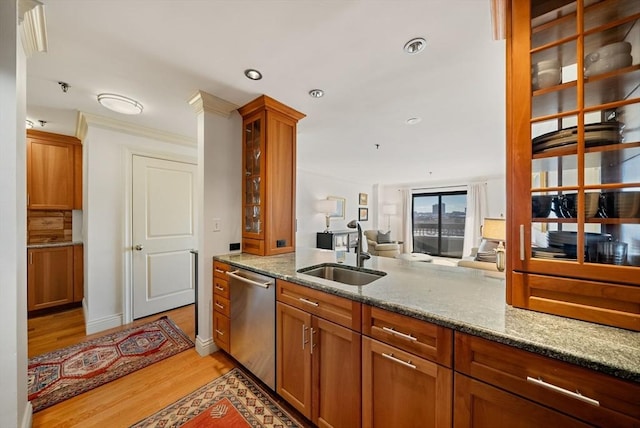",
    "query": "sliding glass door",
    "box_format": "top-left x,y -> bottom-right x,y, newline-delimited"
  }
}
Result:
412,191 -> 466,258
